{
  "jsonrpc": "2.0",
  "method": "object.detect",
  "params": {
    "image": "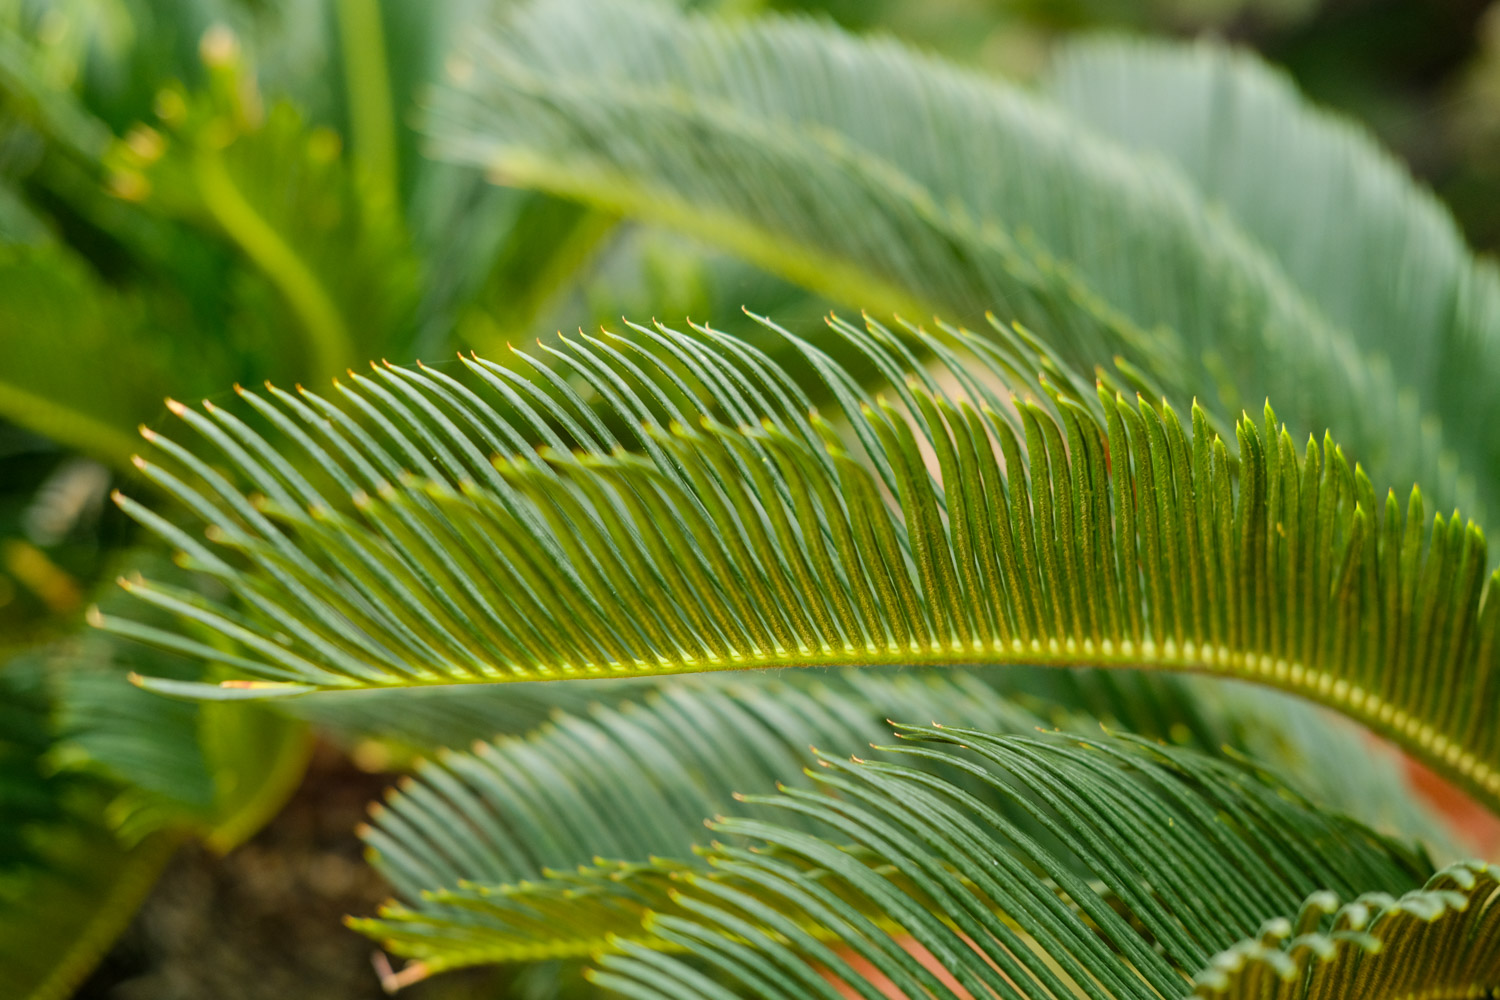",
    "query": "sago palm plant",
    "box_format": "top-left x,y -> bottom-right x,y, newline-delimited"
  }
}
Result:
104,307 -> 1500,997
36,0 -> 1500,996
